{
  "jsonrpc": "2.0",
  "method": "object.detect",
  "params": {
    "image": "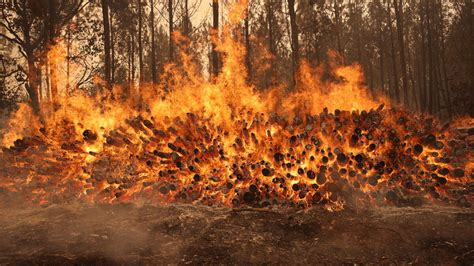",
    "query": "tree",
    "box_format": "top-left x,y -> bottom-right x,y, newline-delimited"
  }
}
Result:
394,0 -> 409,107
244,6 -> 251,81
150,0 -> 157,83
333,0 -> 344,62
137,0 -> 144,84
0,0 -> 85,112
211,0 -> 219,77
101,0 -> 111,90
387,1 -> 400,103
287,0 -> 298,88
168,0 -> 174,63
